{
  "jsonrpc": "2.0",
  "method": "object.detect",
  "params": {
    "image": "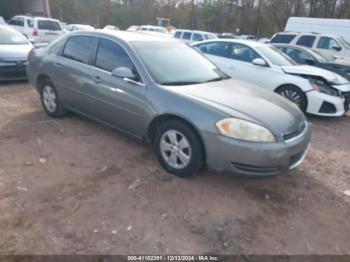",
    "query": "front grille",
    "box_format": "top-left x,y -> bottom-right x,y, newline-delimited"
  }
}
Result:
283,122 -> 306,142
231,162 -> 280,174
319,102 -> 337,114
